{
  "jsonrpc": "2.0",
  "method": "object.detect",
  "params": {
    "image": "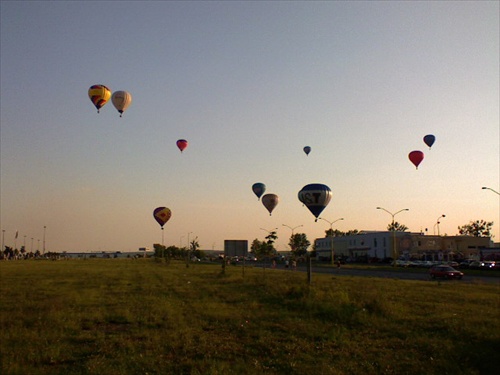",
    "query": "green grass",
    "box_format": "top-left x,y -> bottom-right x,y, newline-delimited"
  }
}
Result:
1,259 -> 499,375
